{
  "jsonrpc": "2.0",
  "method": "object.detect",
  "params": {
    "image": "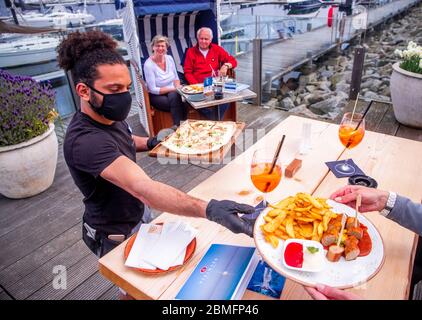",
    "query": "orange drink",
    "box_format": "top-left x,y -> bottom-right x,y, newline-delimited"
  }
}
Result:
250,162 -> 282,193
338,125 -> 365,149
335,112 -> 366,175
